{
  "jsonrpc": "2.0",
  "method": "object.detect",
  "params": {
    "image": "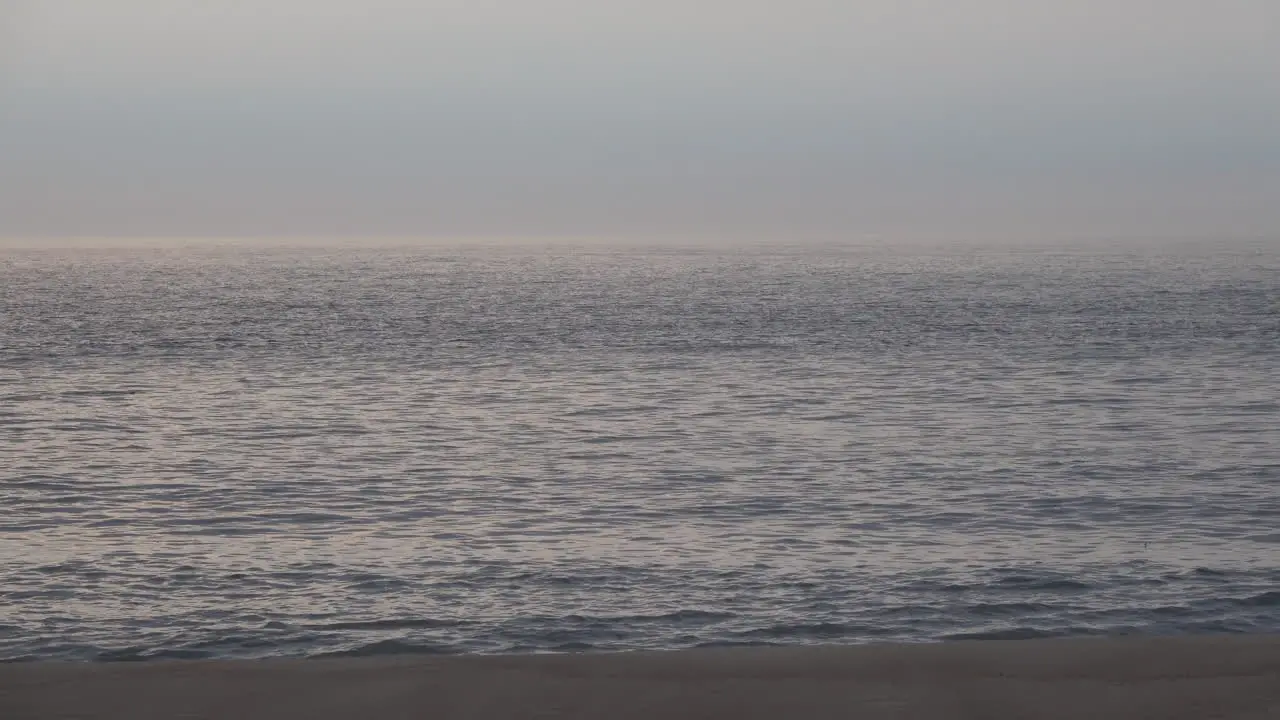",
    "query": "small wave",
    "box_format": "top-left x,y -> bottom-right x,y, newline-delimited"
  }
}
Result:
614,610 -> 735,624
310,618 -> 460,631
991,575 -> 1090,591
58,389 -> 144,399
738,622 -> 875,640
1237,591 -> 1280,607
343,574 -> 414,592
564,405 -> 663,418
0,393 -> 46,402
1161,568 -> 1236,583
1148,605 -> 1195,617
252,512 -> 355,525
694,640 -> 781,649
503,641 -> 599,653
33,560 -> 100,575
809,412 -> 860,421
96,647 -> 215,662
902,581 -> 971,593
968,602 -> 1056,617
1110,376 -> 1169,386
942,627 -> 1068,641
316,639 -> 455,658
879,604 -> 943,618
550,641 -> 595,651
